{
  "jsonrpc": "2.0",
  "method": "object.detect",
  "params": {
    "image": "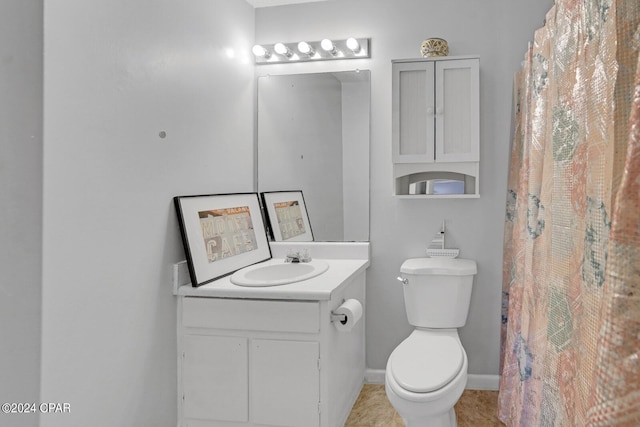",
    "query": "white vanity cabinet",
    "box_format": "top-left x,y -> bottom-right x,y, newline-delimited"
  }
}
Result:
179,299 -> 321,427
392,56 -> 480,197
176,257 -> 367,427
